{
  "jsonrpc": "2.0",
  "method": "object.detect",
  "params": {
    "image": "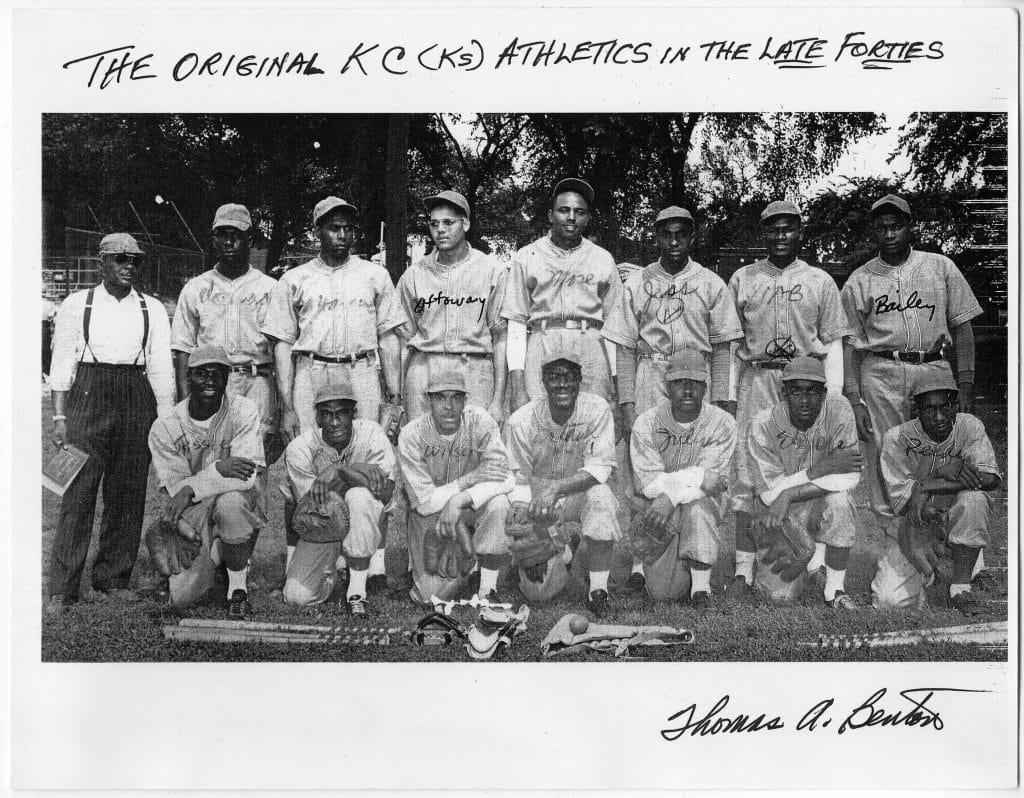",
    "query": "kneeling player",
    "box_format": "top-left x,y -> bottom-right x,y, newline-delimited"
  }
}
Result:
740,357 -> 863,608
398,371 -> 514,604
504,343 -> 621,618
146,346 -> 266,619
628,351 -> 736,610
281,383 -> 396,615
872,376 -> 1000,613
